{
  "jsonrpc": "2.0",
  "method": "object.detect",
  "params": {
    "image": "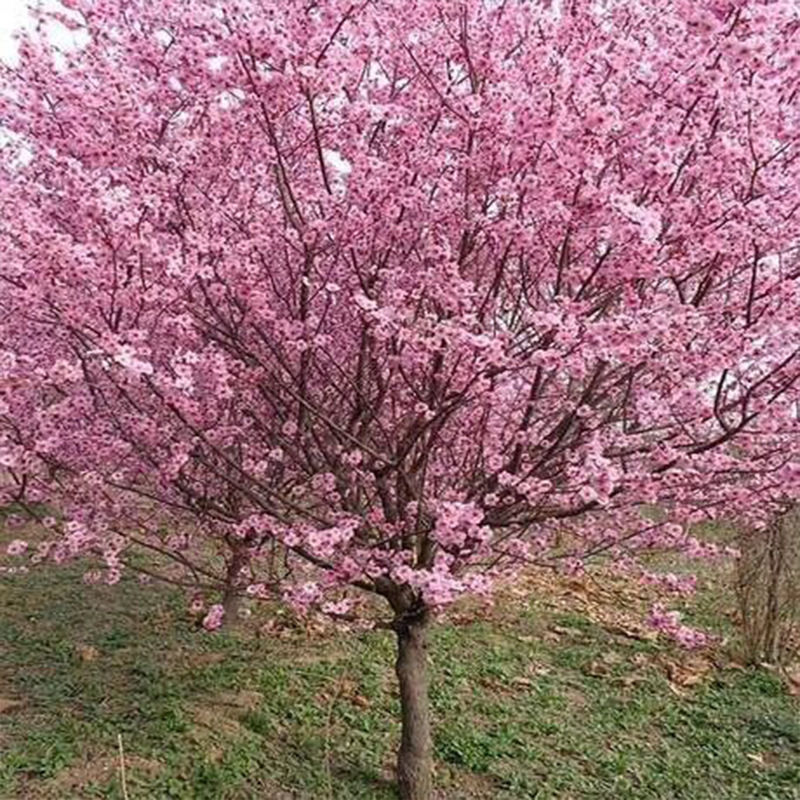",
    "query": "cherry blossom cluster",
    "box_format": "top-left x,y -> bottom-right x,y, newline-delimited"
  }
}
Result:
649,604 -> 710,649
0,0 -> 799,639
